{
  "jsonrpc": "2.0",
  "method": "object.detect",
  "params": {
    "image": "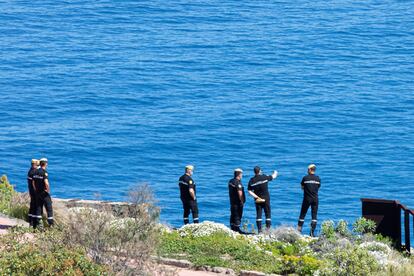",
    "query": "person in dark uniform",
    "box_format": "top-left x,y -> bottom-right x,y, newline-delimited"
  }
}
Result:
228,168 -> 246,233
32,158 -> 54,228
297,164 -> 321,237
248,166 -> 278,233
178,165 -> 199,225
27,159 -> 39,226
